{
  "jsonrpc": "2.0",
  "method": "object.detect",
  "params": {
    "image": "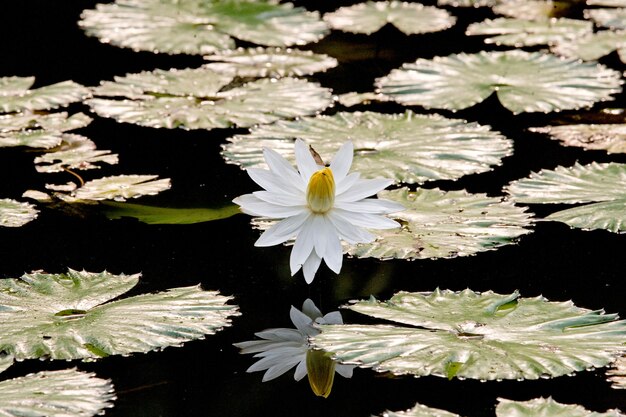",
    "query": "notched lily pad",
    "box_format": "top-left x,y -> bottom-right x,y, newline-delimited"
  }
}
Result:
0,77 -> 90,113
34,134 -> 119,173
87,67 -> 333,130
324,1 -> 456,35
585,8 -> 626,29
0,112 -> 92,149
345,187 -> 532,260
530,124 -> 626,154
311,289 -> 626,381
552,30 -> 626,63
376,50 -> 622,114
101,201 -> 240,224
72,175 -> 171,201
222,111 -> 513,185
0,269 -> 239,360
203,47 -> 338,78
0,199 -> 38,227
79,0 -> 328,55
0,369 -> 115,417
